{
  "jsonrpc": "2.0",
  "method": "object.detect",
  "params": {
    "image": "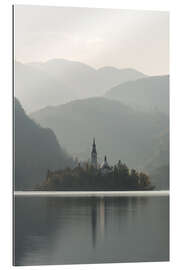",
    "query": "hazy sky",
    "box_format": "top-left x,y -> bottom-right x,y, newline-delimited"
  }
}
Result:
15,5 -> 169,75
